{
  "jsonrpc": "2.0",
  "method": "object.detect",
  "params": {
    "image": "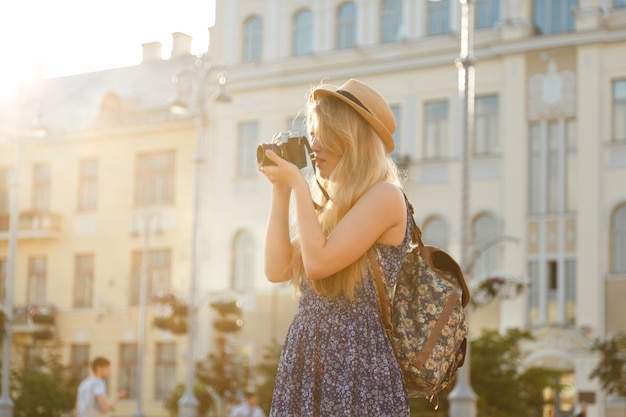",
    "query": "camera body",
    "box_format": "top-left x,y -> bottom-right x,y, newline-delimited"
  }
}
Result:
257,130 -> 308,169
